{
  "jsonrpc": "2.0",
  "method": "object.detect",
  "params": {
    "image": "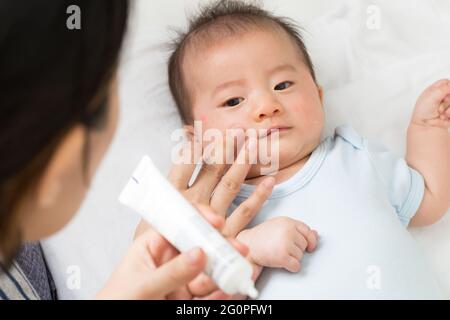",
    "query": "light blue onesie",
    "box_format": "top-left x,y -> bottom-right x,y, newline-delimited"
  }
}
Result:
231,125 -> 442,299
